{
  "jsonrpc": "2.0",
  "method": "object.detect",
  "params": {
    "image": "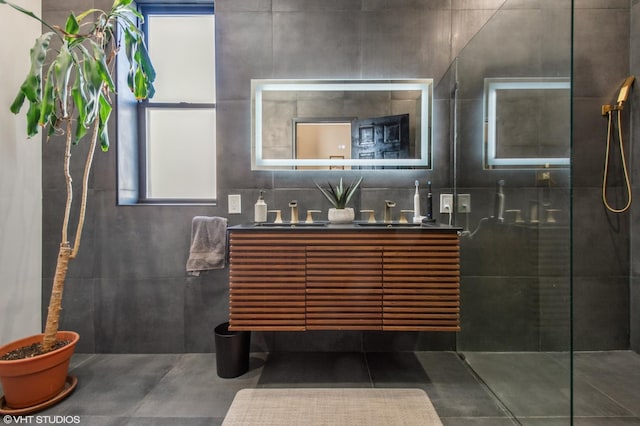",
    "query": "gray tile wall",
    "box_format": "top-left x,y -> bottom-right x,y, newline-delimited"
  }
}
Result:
39,0 -> 634,353
573,1 -> 632,351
